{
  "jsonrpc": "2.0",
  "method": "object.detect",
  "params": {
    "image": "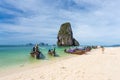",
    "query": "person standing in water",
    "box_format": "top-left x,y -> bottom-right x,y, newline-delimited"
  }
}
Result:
35,44 -> 39,52
32,44 -> 40,59
53,48 -> 56,56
